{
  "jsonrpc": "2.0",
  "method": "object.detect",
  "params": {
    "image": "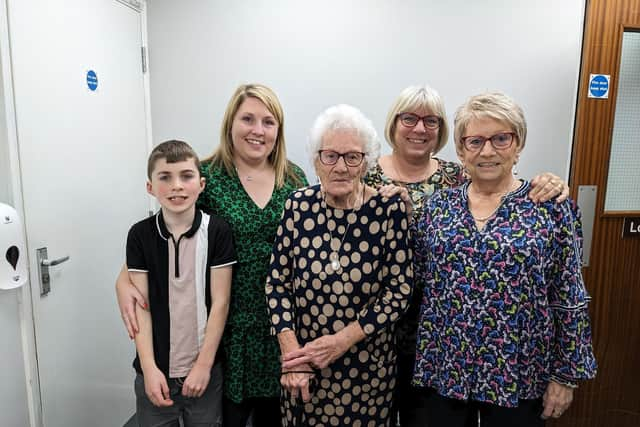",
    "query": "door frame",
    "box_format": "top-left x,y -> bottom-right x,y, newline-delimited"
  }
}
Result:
0,0 -> 40,425
0,1 -> 154,426
568,0 -> 640,425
